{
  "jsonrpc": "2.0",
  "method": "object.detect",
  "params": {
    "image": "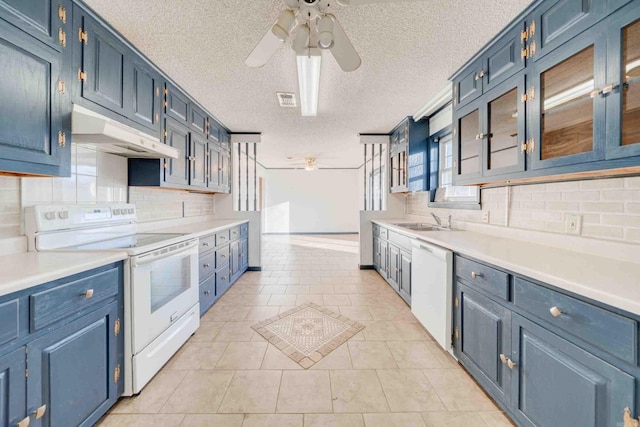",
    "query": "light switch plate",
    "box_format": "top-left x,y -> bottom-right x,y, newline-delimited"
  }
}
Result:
482,211 -> 490,223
